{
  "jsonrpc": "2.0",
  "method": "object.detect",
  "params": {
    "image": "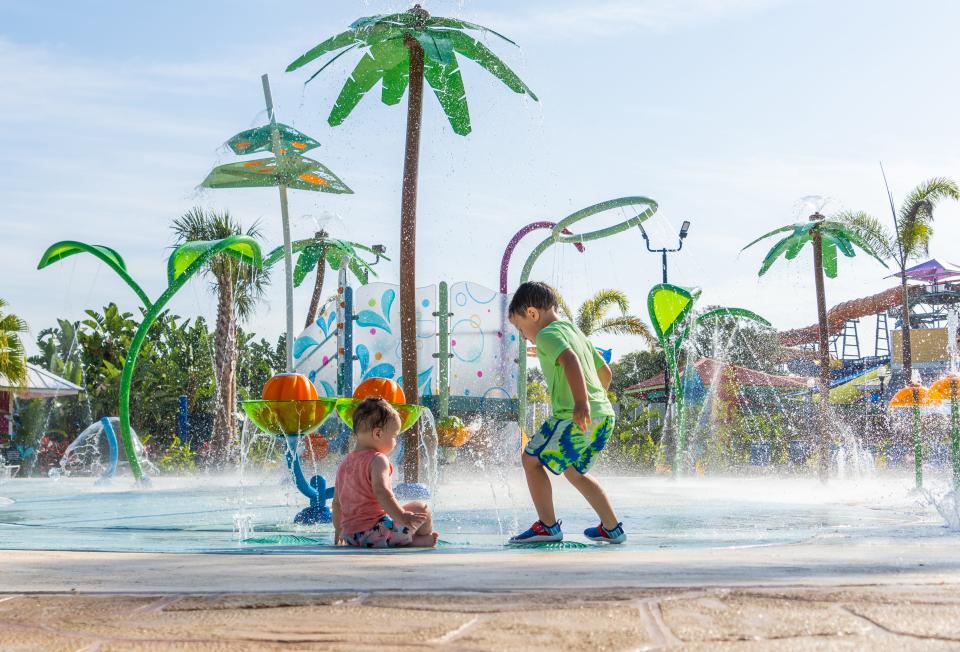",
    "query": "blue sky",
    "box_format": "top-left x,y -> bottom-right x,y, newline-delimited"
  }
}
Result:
3,0 -> 960,359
